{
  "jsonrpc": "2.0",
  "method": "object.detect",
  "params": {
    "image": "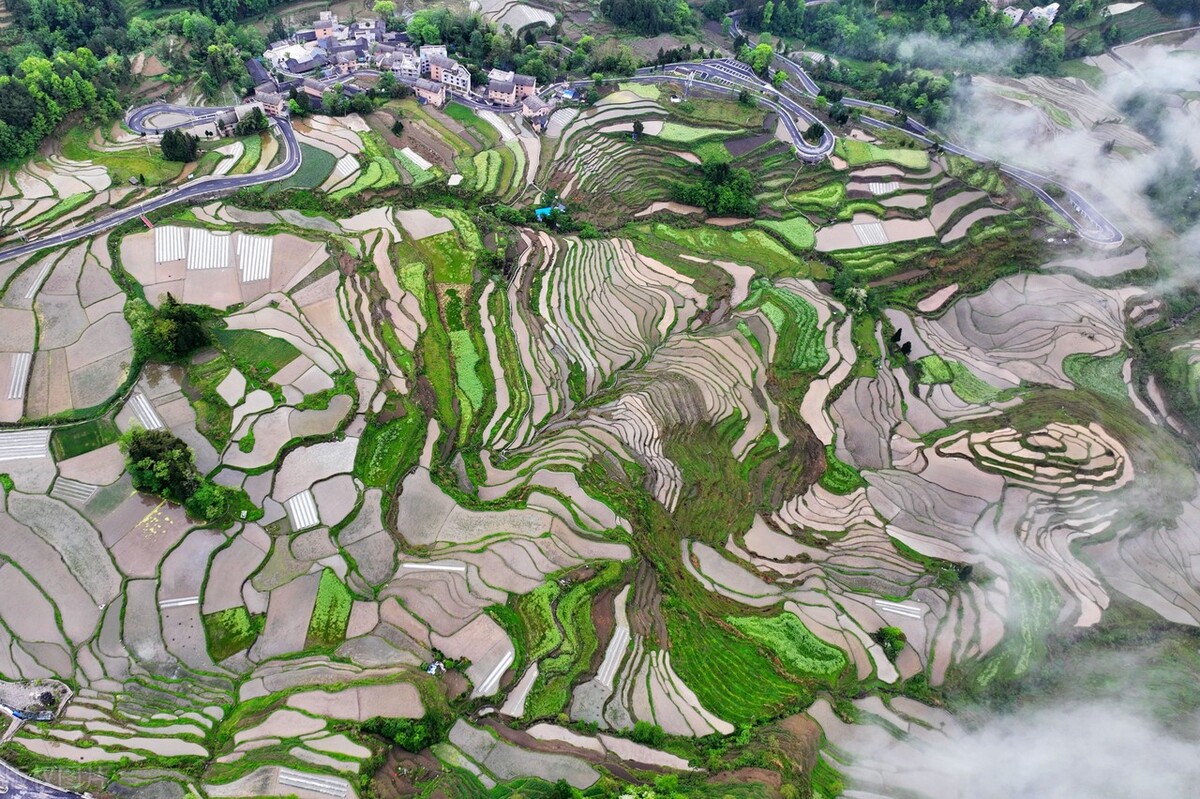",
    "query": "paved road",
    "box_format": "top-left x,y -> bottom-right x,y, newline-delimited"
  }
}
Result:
0,107 -> 301,264
0,760 -> 85,799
